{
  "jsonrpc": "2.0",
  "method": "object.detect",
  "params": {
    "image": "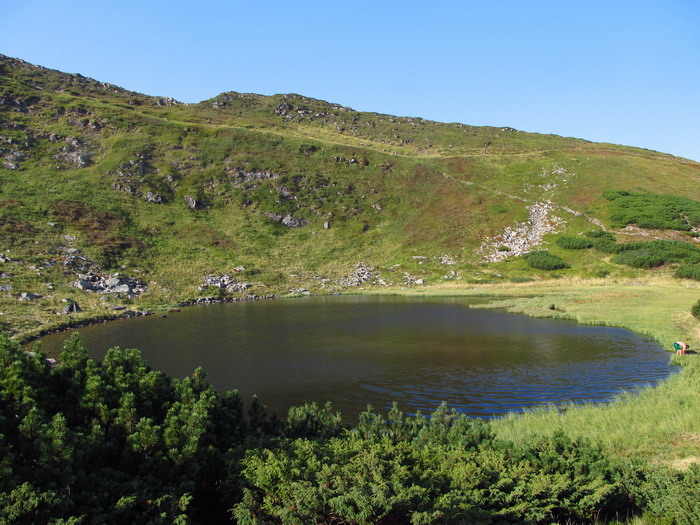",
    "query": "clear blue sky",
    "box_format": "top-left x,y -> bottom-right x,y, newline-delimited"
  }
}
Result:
2,1 -> 699,161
